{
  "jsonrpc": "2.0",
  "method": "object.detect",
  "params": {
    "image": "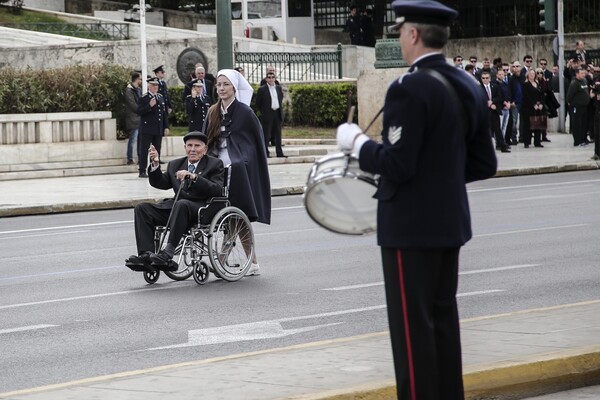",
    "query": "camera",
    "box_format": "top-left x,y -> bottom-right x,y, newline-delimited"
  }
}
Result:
593,82 -> 600,94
